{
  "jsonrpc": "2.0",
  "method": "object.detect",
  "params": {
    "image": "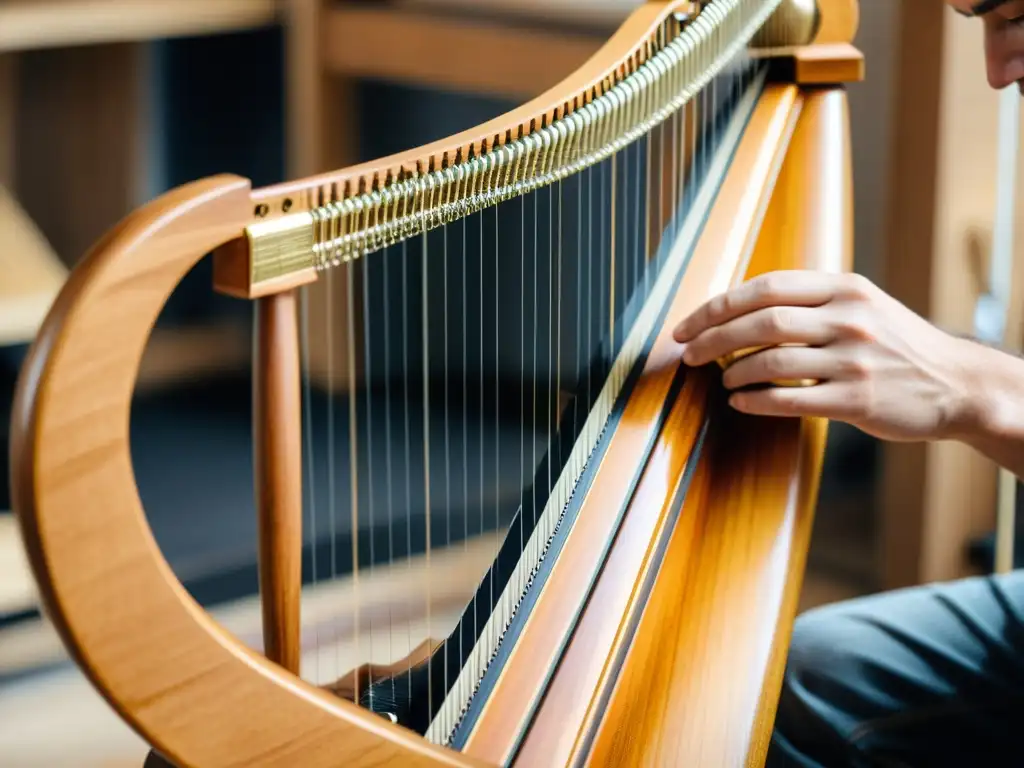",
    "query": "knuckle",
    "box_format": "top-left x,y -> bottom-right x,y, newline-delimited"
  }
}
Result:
850,383 -> 875,417
840,350 -> 871,379
754,274 -> 782,301
708,293 -> 729,319
770,346 -> 796,374
763,307 -> 794,335
837,309 -> 875,341
840,272 -> 875,300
